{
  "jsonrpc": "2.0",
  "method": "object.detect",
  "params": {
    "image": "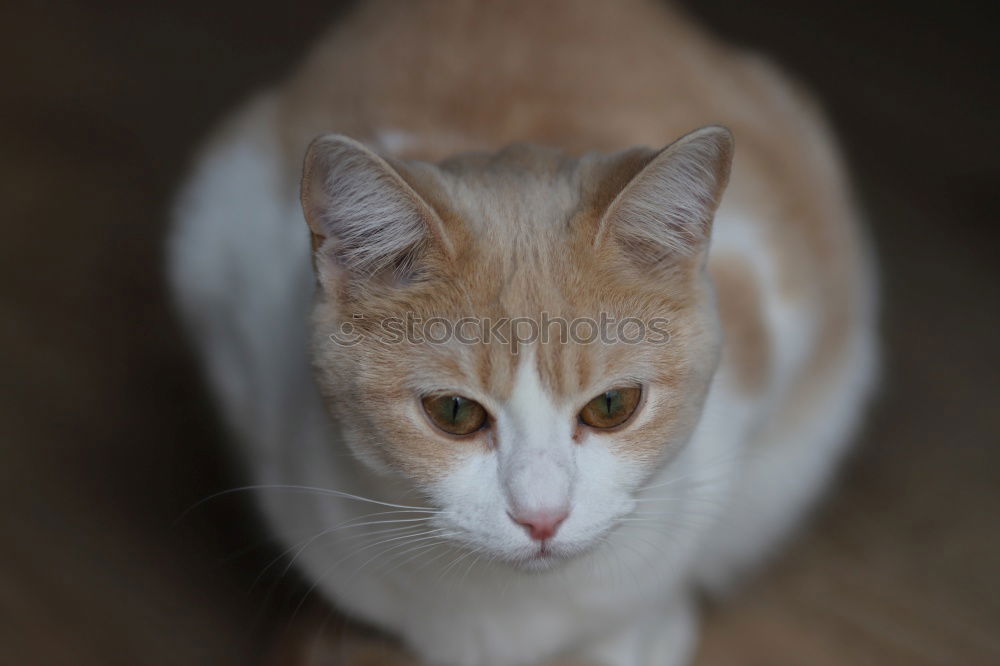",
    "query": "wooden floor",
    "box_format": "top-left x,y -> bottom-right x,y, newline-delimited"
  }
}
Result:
1,1 -> 997,664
